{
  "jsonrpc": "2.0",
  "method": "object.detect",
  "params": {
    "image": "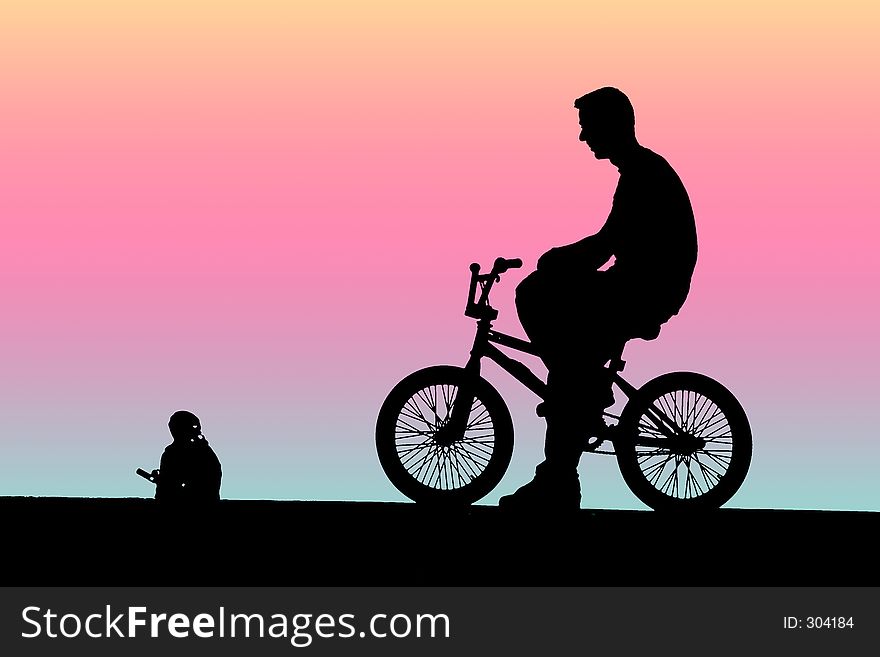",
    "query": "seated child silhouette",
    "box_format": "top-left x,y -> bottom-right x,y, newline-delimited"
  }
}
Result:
153,410 -> 222,503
